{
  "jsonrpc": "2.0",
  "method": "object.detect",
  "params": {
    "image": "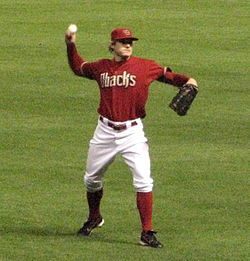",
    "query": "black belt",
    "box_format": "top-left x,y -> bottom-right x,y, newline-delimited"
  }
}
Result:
99,116 -> 137,131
